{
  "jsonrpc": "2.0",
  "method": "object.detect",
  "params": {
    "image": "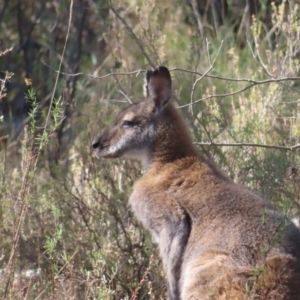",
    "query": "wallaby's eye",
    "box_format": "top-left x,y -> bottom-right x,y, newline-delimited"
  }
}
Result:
122,120 -> 136,128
